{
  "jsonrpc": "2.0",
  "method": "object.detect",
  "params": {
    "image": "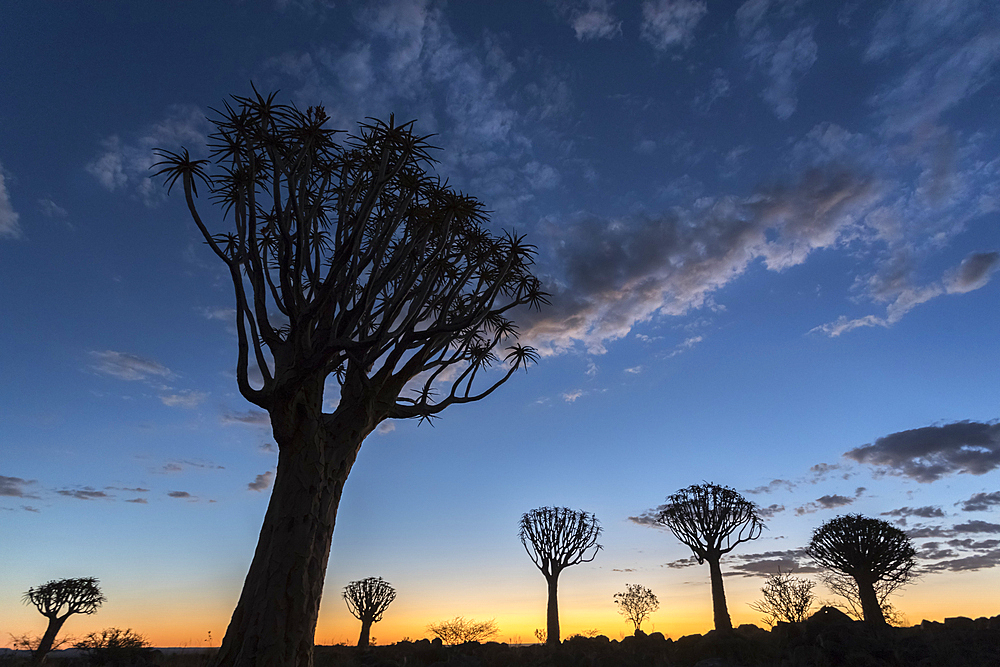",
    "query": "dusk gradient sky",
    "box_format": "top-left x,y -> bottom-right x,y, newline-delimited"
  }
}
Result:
1,0 -> 999,647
